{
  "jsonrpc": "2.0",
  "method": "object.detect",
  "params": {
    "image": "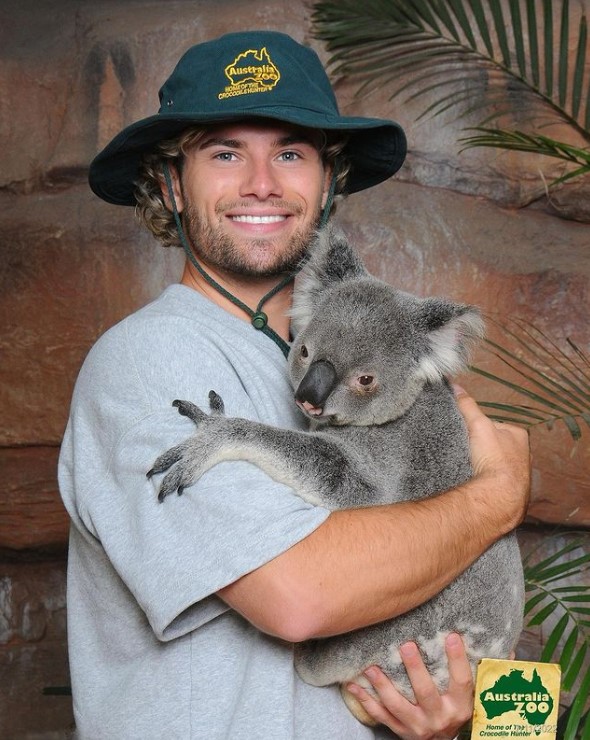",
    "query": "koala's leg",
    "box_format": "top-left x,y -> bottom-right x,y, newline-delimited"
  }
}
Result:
149,397 -> 376,508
